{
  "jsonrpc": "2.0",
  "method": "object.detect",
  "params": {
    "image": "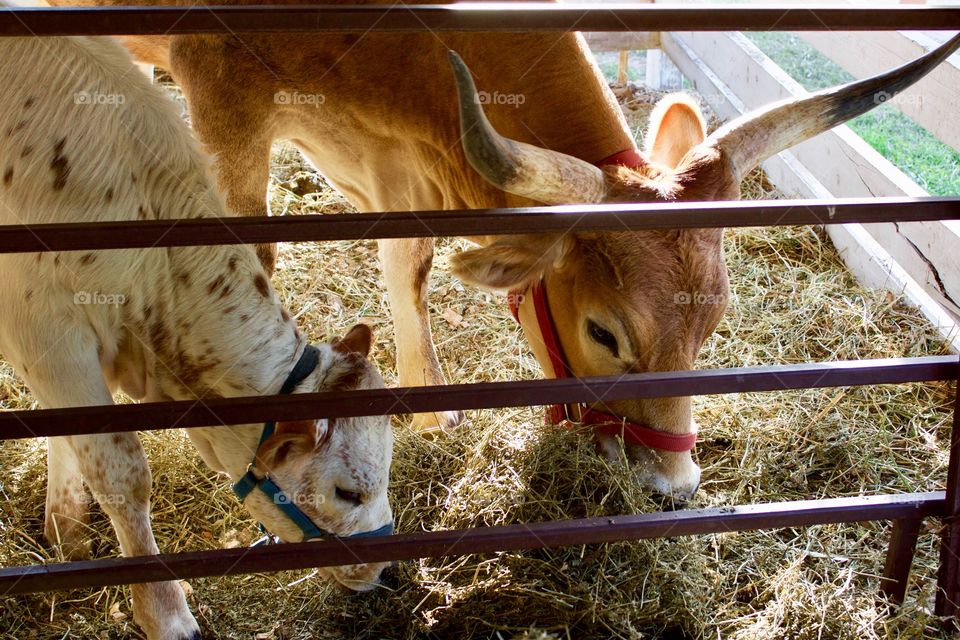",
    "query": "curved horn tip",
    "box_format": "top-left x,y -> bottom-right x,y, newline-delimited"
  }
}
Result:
448,50 -> 469,77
